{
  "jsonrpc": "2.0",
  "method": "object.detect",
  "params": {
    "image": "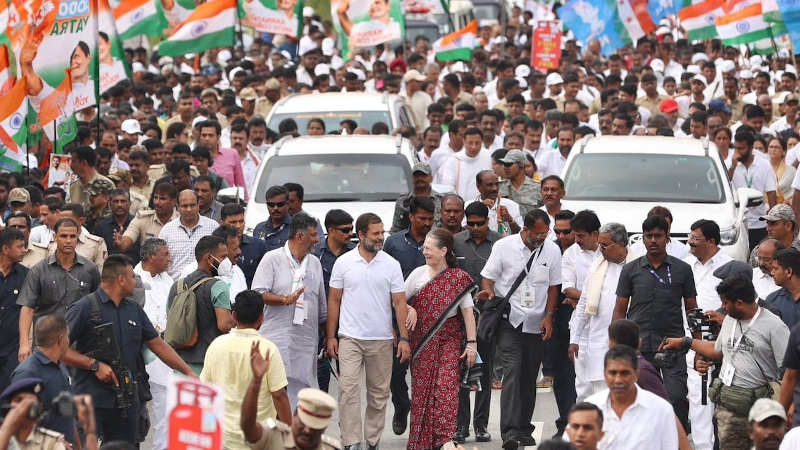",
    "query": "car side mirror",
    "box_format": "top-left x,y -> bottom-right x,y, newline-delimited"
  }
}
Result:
737,187 -> 764,208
